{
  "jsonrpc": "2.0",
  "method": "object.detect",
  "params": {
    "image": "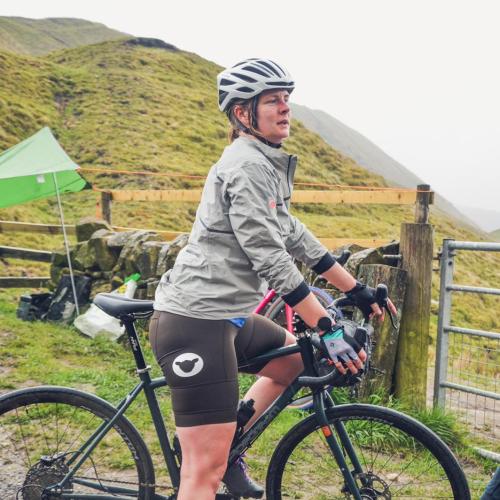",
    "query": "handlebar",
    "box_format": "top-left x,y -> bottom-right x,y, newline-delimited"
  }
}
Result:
335,249 -> 351,267
333,283 -> 398,329
296,283 -> 398,388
